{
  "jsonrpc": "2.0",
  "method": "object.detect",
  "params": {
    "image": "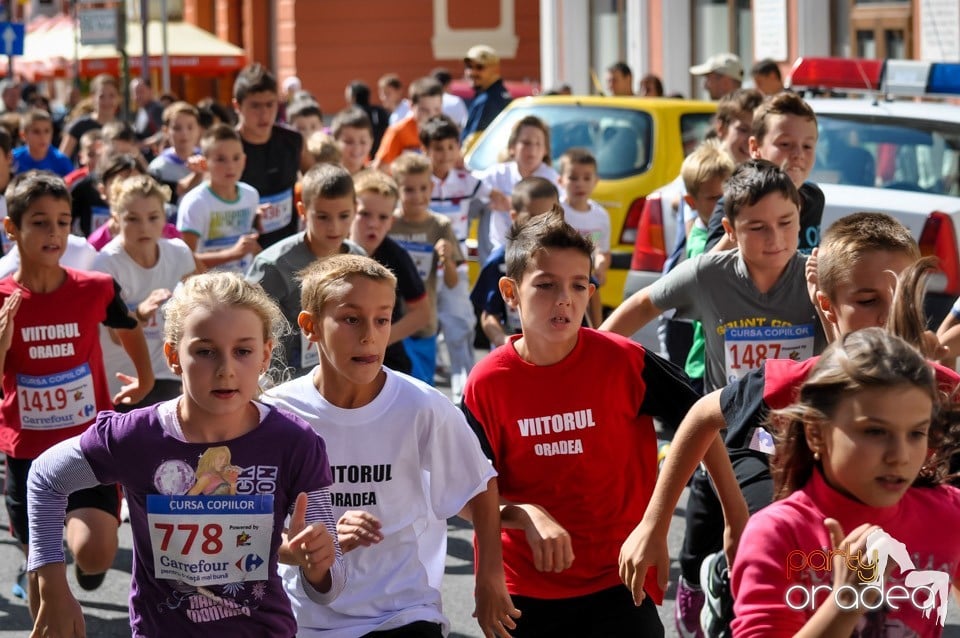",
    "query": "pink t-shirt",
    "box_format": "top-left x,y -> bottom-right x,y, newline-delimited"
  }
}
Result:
732,469 -> 960,637
87,222 -> 182,251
